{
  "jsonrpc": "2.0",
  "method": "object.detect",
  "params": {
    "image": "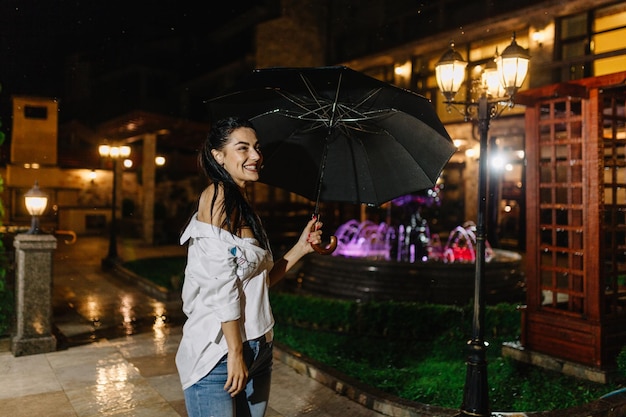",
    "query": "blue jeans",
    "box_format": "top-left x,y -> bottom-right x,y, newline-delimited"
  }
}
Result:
184,337 -> 273,417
